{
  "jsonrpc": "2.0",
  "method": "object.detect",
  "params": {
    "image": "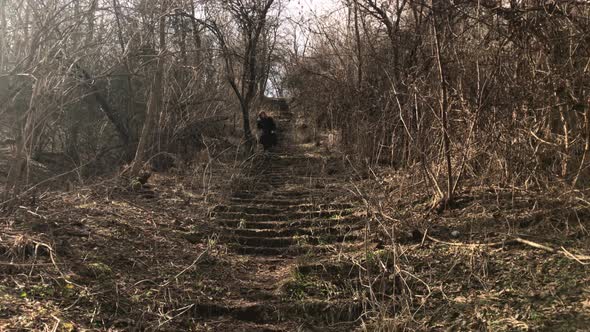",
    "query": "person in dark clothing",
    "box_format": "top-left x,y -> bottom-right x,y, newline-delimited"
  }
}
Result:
257,111 -> 277,151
